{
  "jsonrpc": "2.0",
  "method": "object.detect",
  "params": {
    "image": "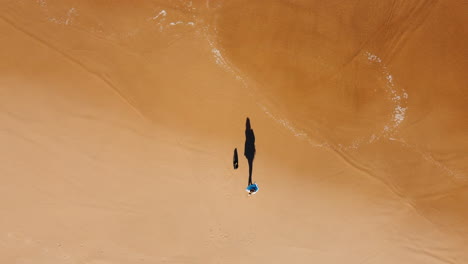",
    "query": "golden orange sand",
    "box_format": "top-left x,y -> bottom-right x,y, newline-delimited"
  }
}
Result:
1,0 -> 467,263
